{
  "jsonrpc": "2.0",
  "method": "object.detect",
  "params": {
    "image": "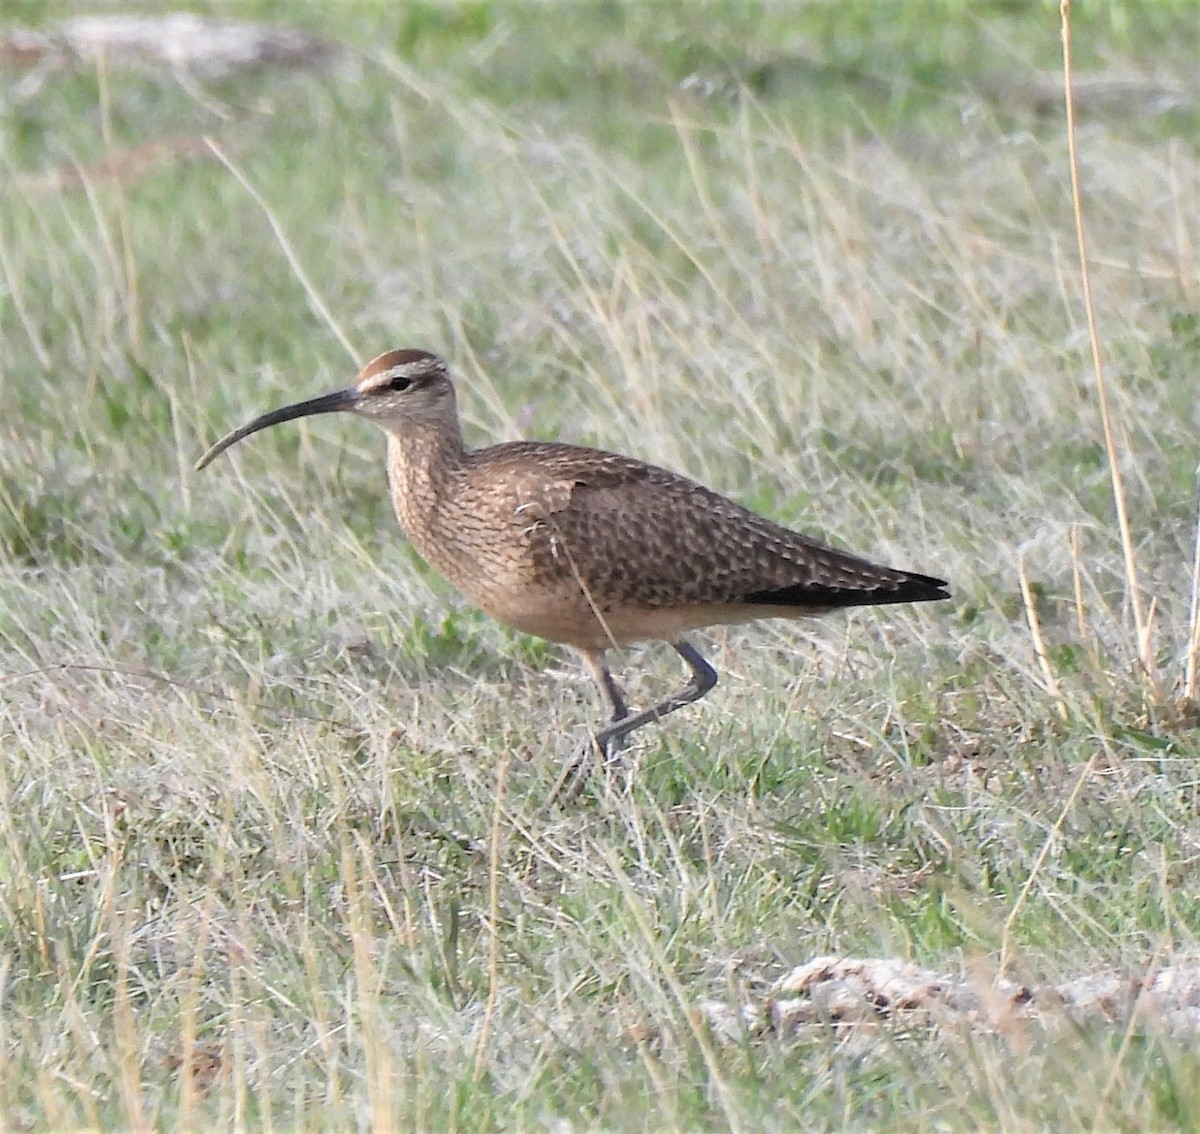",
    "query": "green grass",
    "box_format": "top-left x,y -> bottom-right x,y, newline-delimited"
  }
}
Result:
3,0 -> 1200,1129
